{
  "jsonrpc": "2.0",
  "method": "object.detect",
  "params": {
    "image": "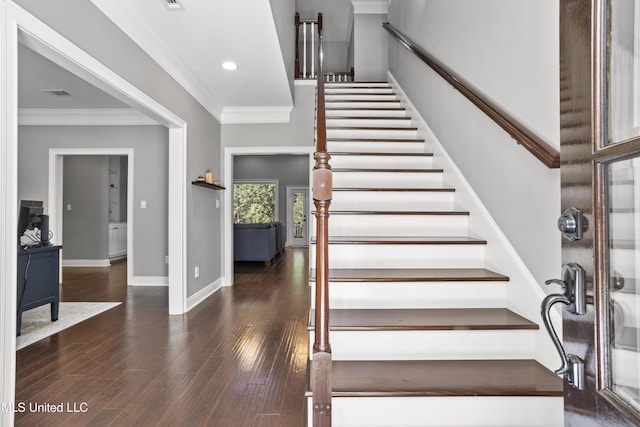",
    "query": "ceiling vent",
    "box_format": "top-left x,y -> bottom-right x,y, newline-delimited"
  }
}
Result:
163,0 -> 185,11
41,89 -> 72,96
